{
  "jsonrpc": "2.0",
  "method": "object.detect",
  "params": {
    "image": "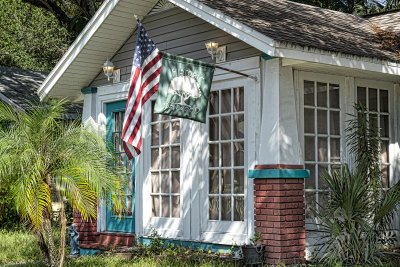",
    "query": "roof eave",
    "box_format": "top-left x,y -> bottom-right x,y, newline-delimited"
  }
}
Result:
38,0 -> 147,101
